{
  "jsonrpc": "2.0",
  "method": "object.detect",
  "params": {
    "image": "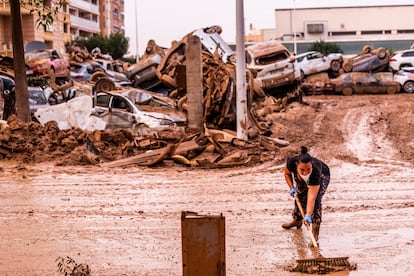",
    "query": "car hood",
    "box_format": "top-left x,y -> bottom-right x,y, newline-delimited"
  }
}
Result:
138,105 -> 187,123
